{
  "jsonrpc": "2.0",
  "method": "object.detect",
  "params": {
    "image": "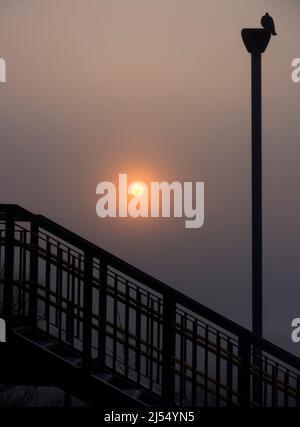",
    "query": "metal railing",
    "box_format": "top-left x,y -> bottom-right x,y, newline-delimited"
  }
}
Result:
0,204 -> 300,407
